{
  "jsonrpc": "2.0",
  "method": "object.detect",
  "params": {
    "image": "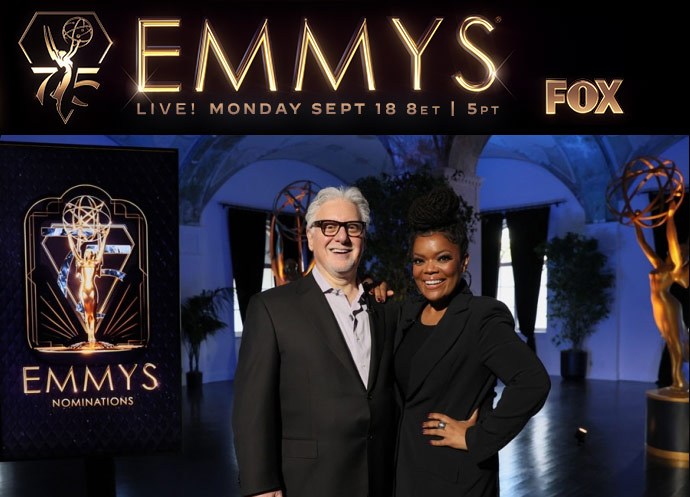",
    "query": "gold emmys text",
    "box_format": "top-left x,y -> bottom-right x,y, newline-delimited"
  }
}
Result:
22,363 -> 160,398
136,16 -> 499,93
